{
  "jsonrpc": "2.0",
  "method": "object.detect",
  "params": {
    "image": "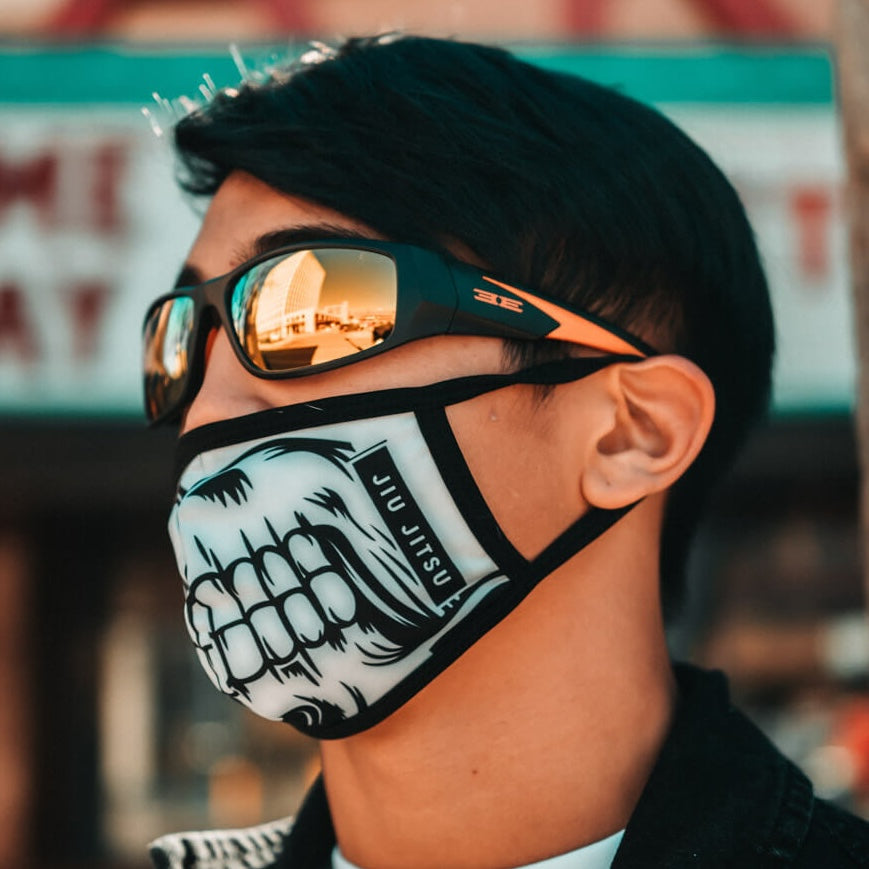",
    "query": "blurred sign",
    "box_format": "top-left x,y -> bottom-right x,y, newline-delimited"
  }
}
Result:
0,47 -> 853,416
0,107 -> 198,416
